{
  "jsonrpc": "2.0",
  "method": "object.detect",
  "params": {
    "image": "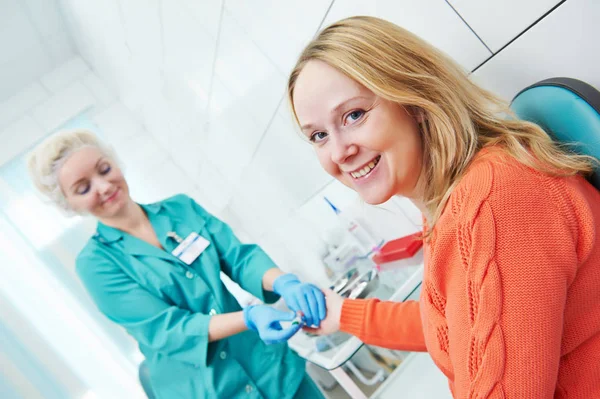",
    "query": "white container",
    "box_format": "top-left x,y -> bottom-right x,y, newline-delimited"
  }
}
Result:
324,197 -> 383,253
